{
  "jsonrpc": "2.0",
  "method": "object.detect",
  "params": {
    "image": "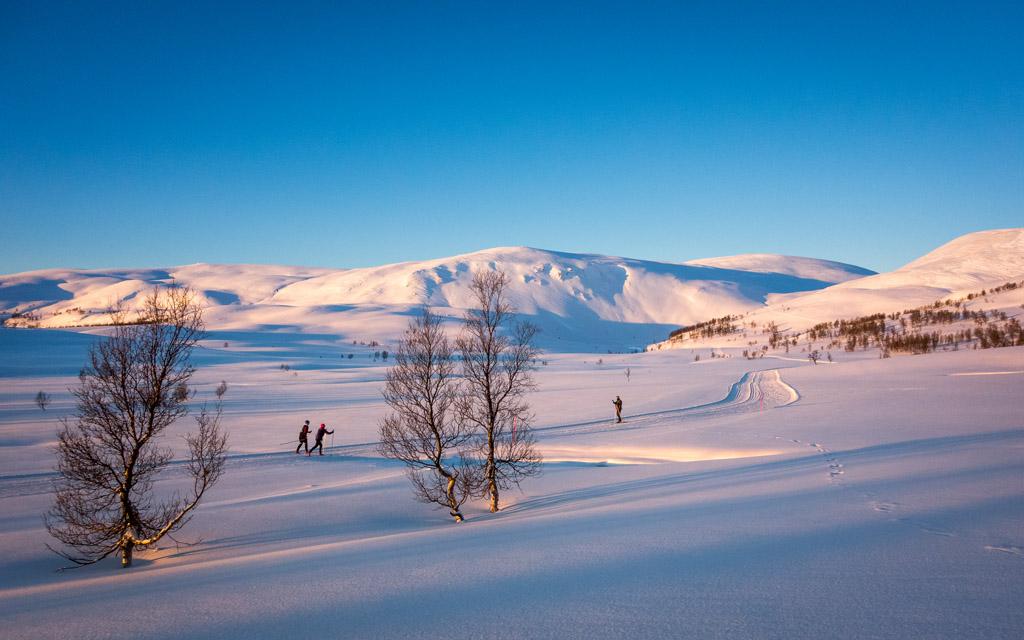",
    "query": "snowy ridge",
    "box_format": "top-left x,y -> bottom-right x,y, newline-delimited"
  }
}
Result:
267,246 -> 860,323
4,230 -> 1020,352
689,229 -> 1024,339
684,253 -> 874,284
0,247 -> 868,351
